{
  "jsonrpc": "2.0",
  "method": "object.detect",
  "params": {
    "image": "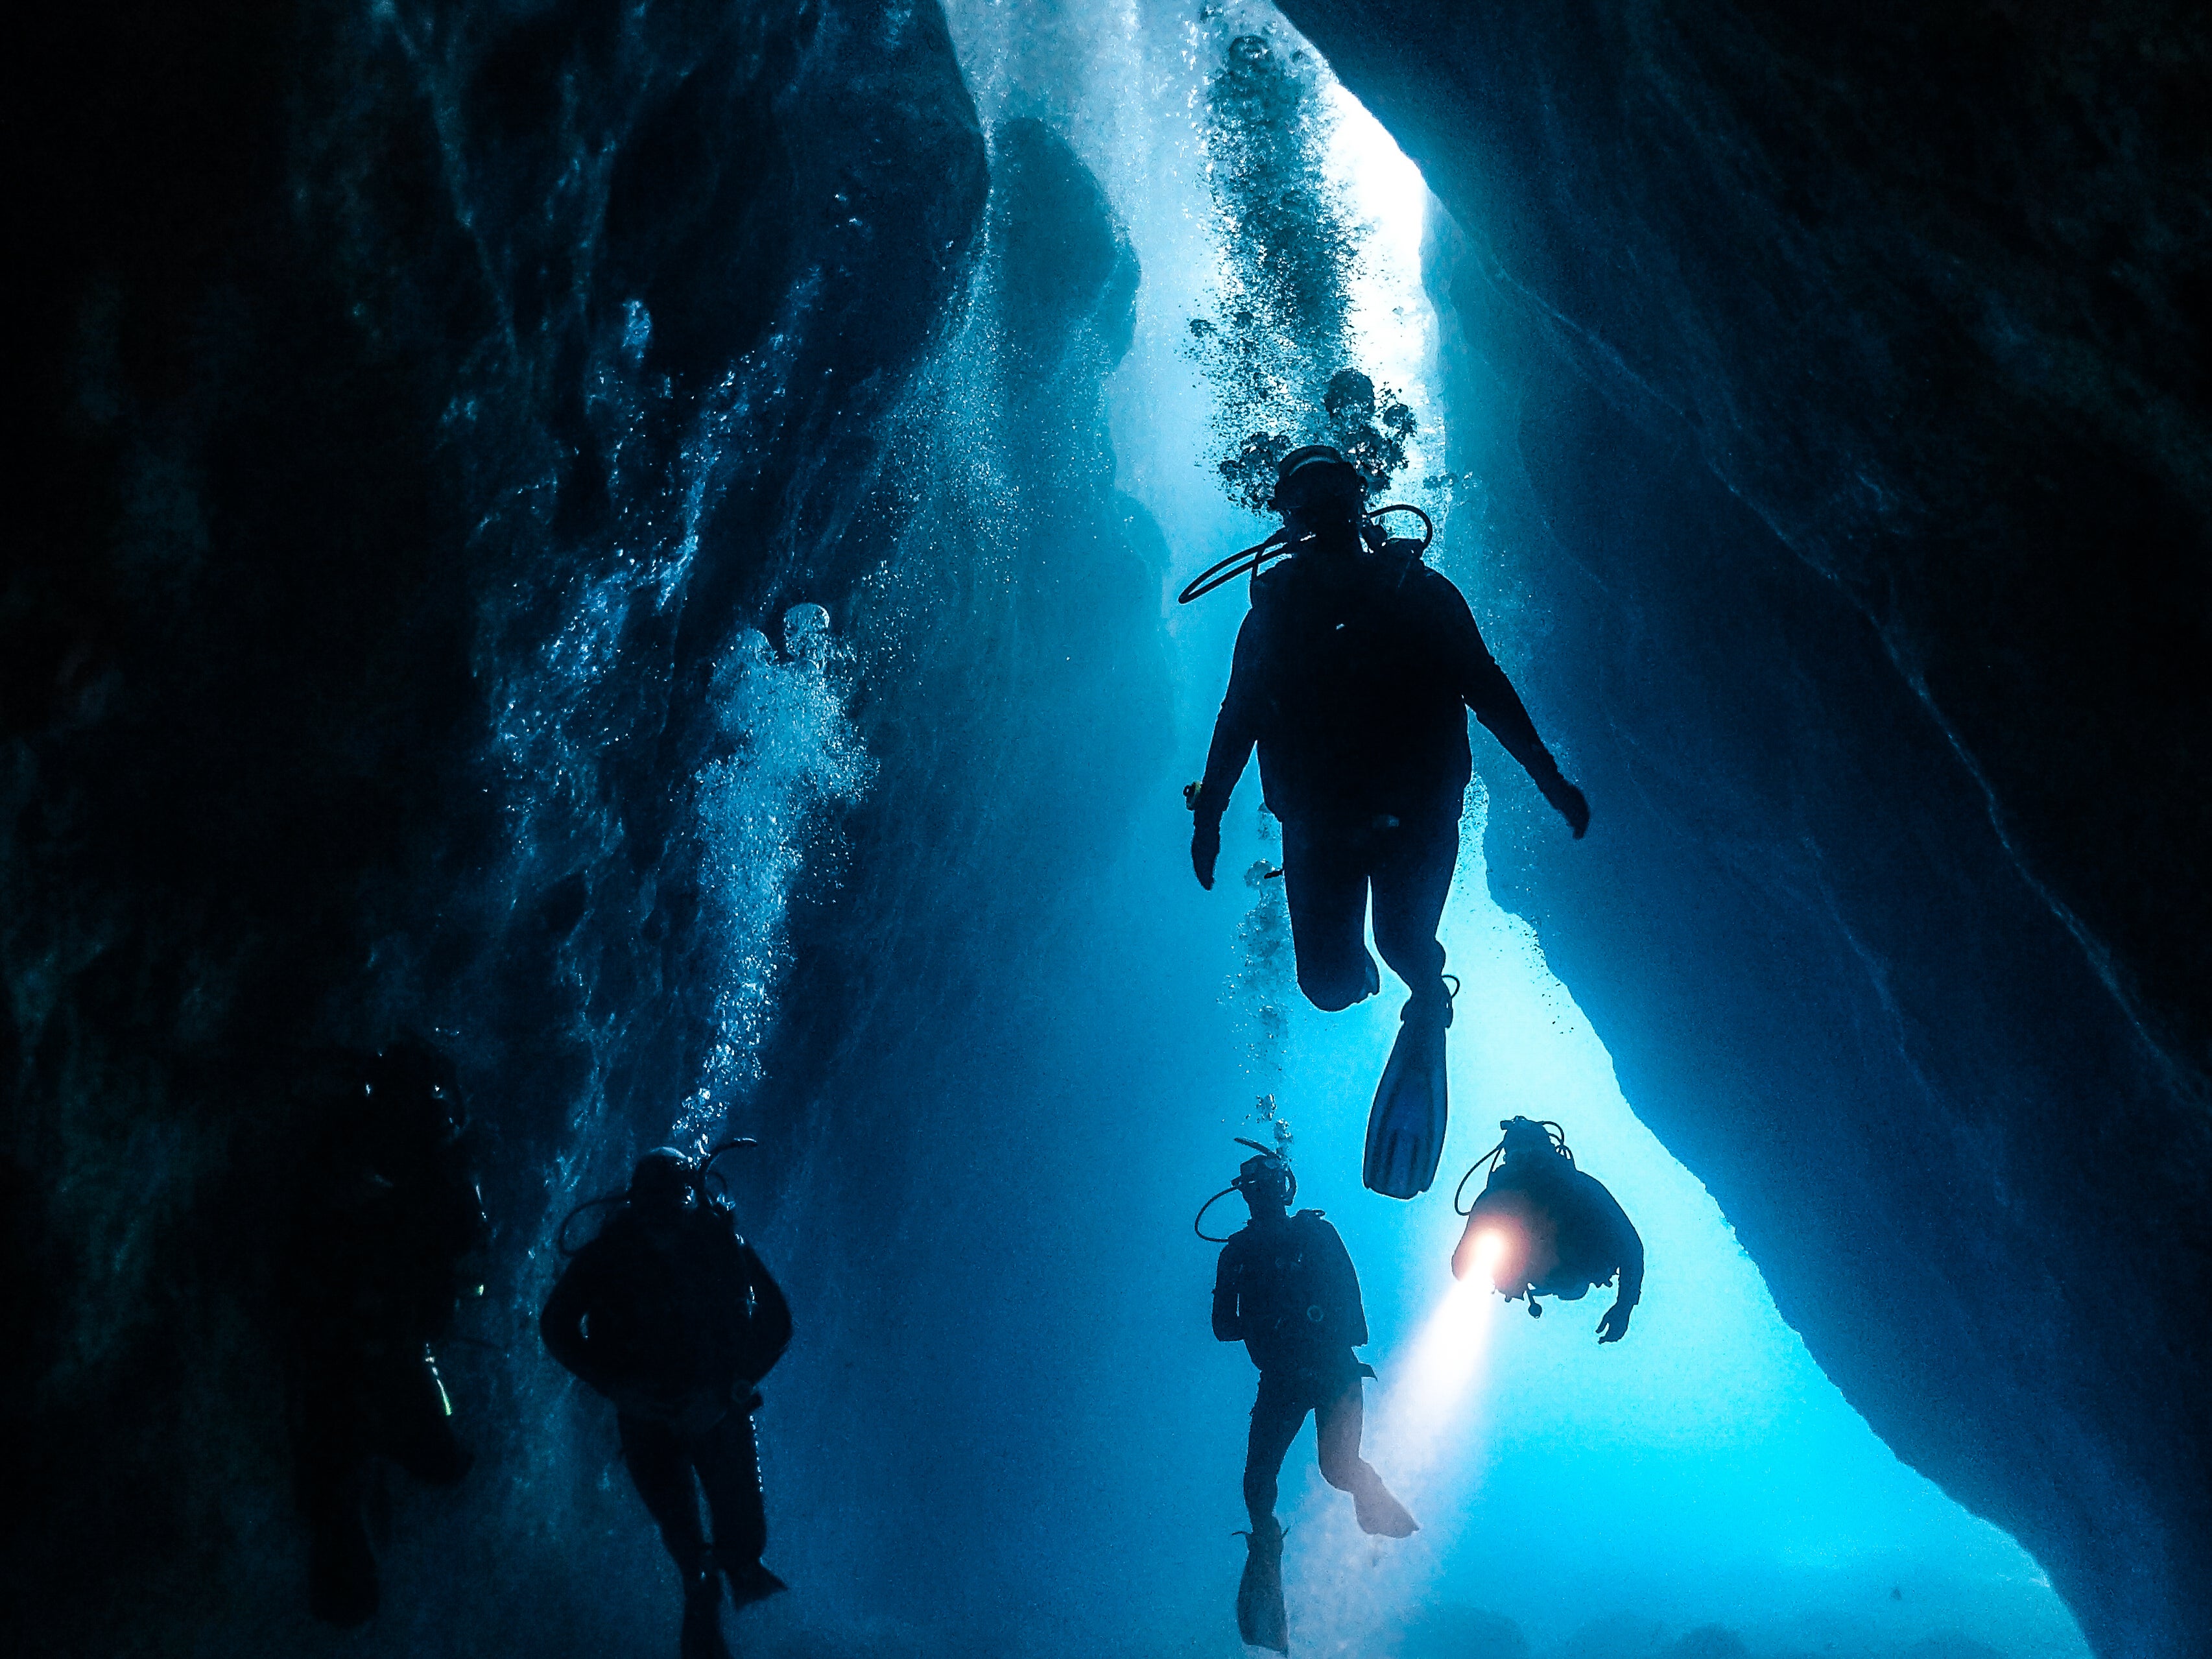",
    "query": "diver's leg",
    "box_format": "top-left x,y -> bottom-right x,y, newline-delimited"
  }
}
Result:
619,1413 -> 709,1573
623,1415 -> 731,1658
1314,1380 -> 1418,1538
693,1409 -> 783,1605
1280,818 -> 1381,1011
294,1362 -> 379,1626
1242,1374 -> 1310,1529
1237,1376 -> 1301,1654
1370,802 -> 1459,1010
1361,801 -> 1461,1198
